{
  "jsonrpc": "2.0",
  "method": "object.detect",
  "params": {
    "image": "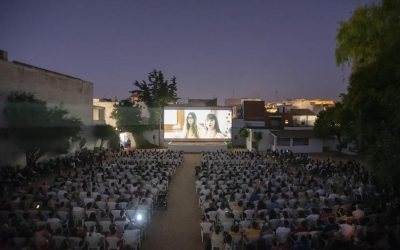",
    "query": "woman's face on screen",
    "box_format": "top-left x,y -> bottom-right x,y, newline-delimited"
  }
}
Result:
187,114 -> 194,125
207,118 -> 215,130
